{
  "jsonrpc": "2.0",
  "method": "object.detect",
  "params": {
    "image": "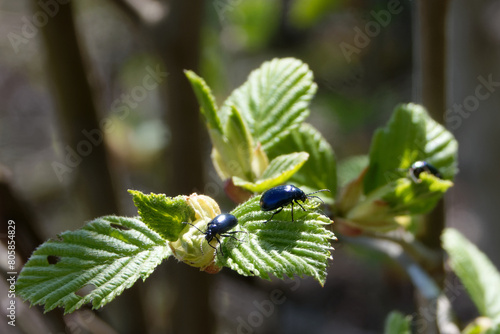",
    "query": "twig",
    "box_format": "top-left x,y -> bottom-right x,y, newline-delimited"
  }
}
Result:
416,0 -> 450,254
344,236 -> 440,298
361,229 -> 442,273
343,236 -> 460,334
